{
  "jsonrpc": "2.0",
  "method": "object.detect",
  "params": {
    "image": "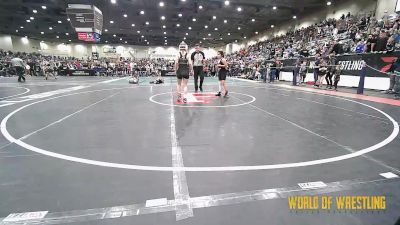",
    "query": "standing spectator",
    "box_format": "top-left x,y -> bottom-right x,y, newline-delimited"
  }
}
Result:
325,53 -> 336,89
275,59 -> 281,81
333,65 -> 342,91
387,58 -> 400,94
316,58 -> 328,88
11,56 -> 26,82
299,60 -> 308,84
313,53 -> 321,85
375,32 -> 389,52
270,59 -> 277,83
292,60 -> 300,86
